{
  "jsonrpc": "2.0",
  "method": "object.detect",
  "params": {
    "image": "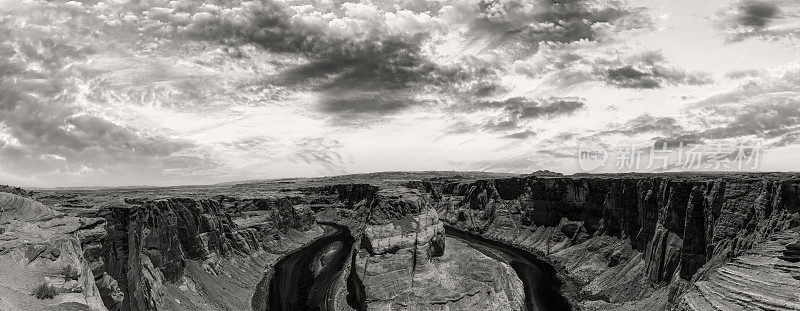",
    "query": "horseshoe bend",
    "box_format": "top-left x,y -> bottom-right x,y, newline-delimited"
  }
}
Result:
1,172 -> 800,311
